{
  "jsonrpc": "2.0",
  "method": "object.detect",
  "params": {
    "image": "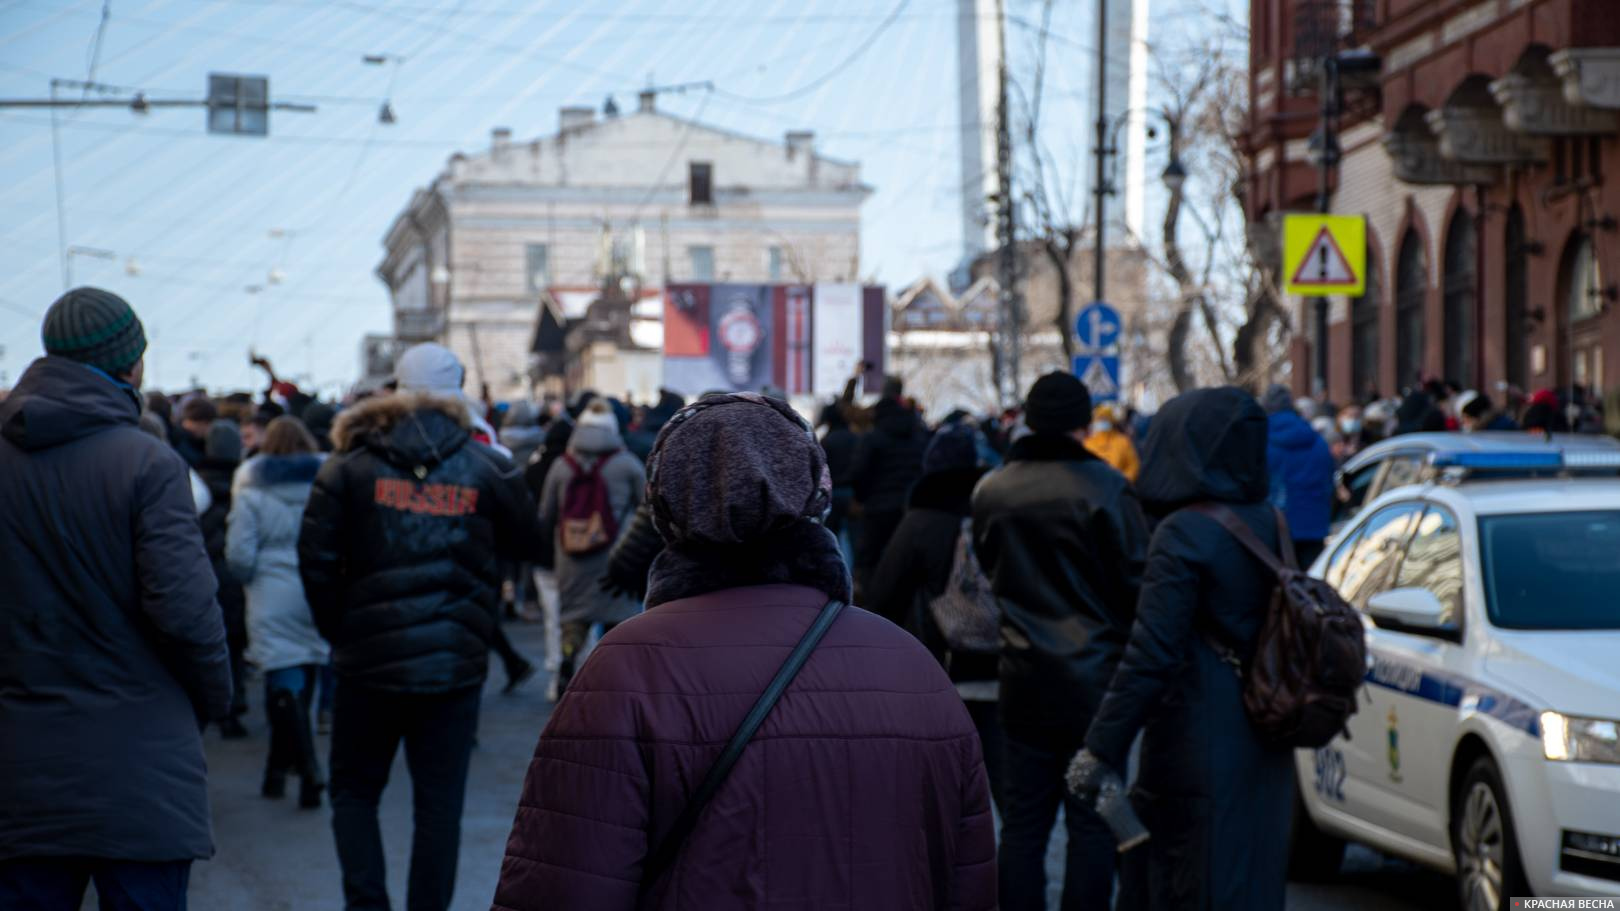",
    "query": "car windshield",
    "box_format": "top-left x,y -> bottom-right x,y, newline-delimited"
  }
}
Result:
1480,510 -> 1620,630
